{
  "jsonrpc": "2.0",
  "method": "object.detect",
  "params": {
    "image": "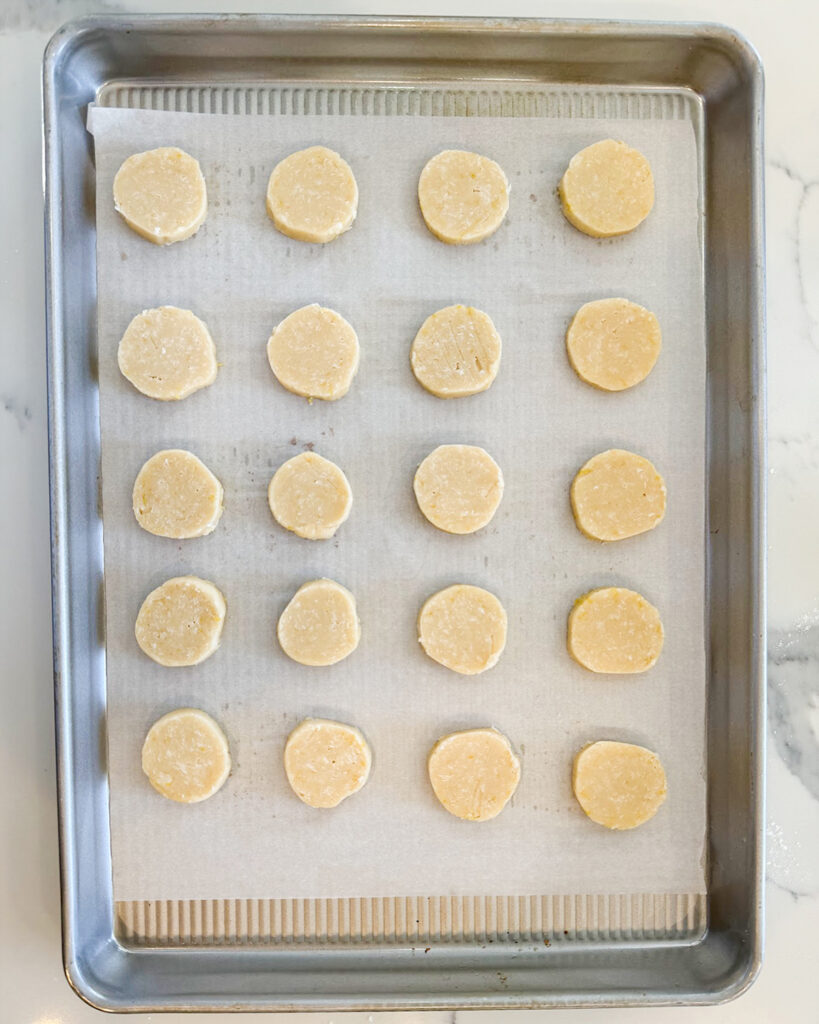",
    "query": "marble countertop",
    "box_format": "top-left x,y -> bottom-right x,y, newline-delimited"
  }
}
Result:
1,0 -> 816,1020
